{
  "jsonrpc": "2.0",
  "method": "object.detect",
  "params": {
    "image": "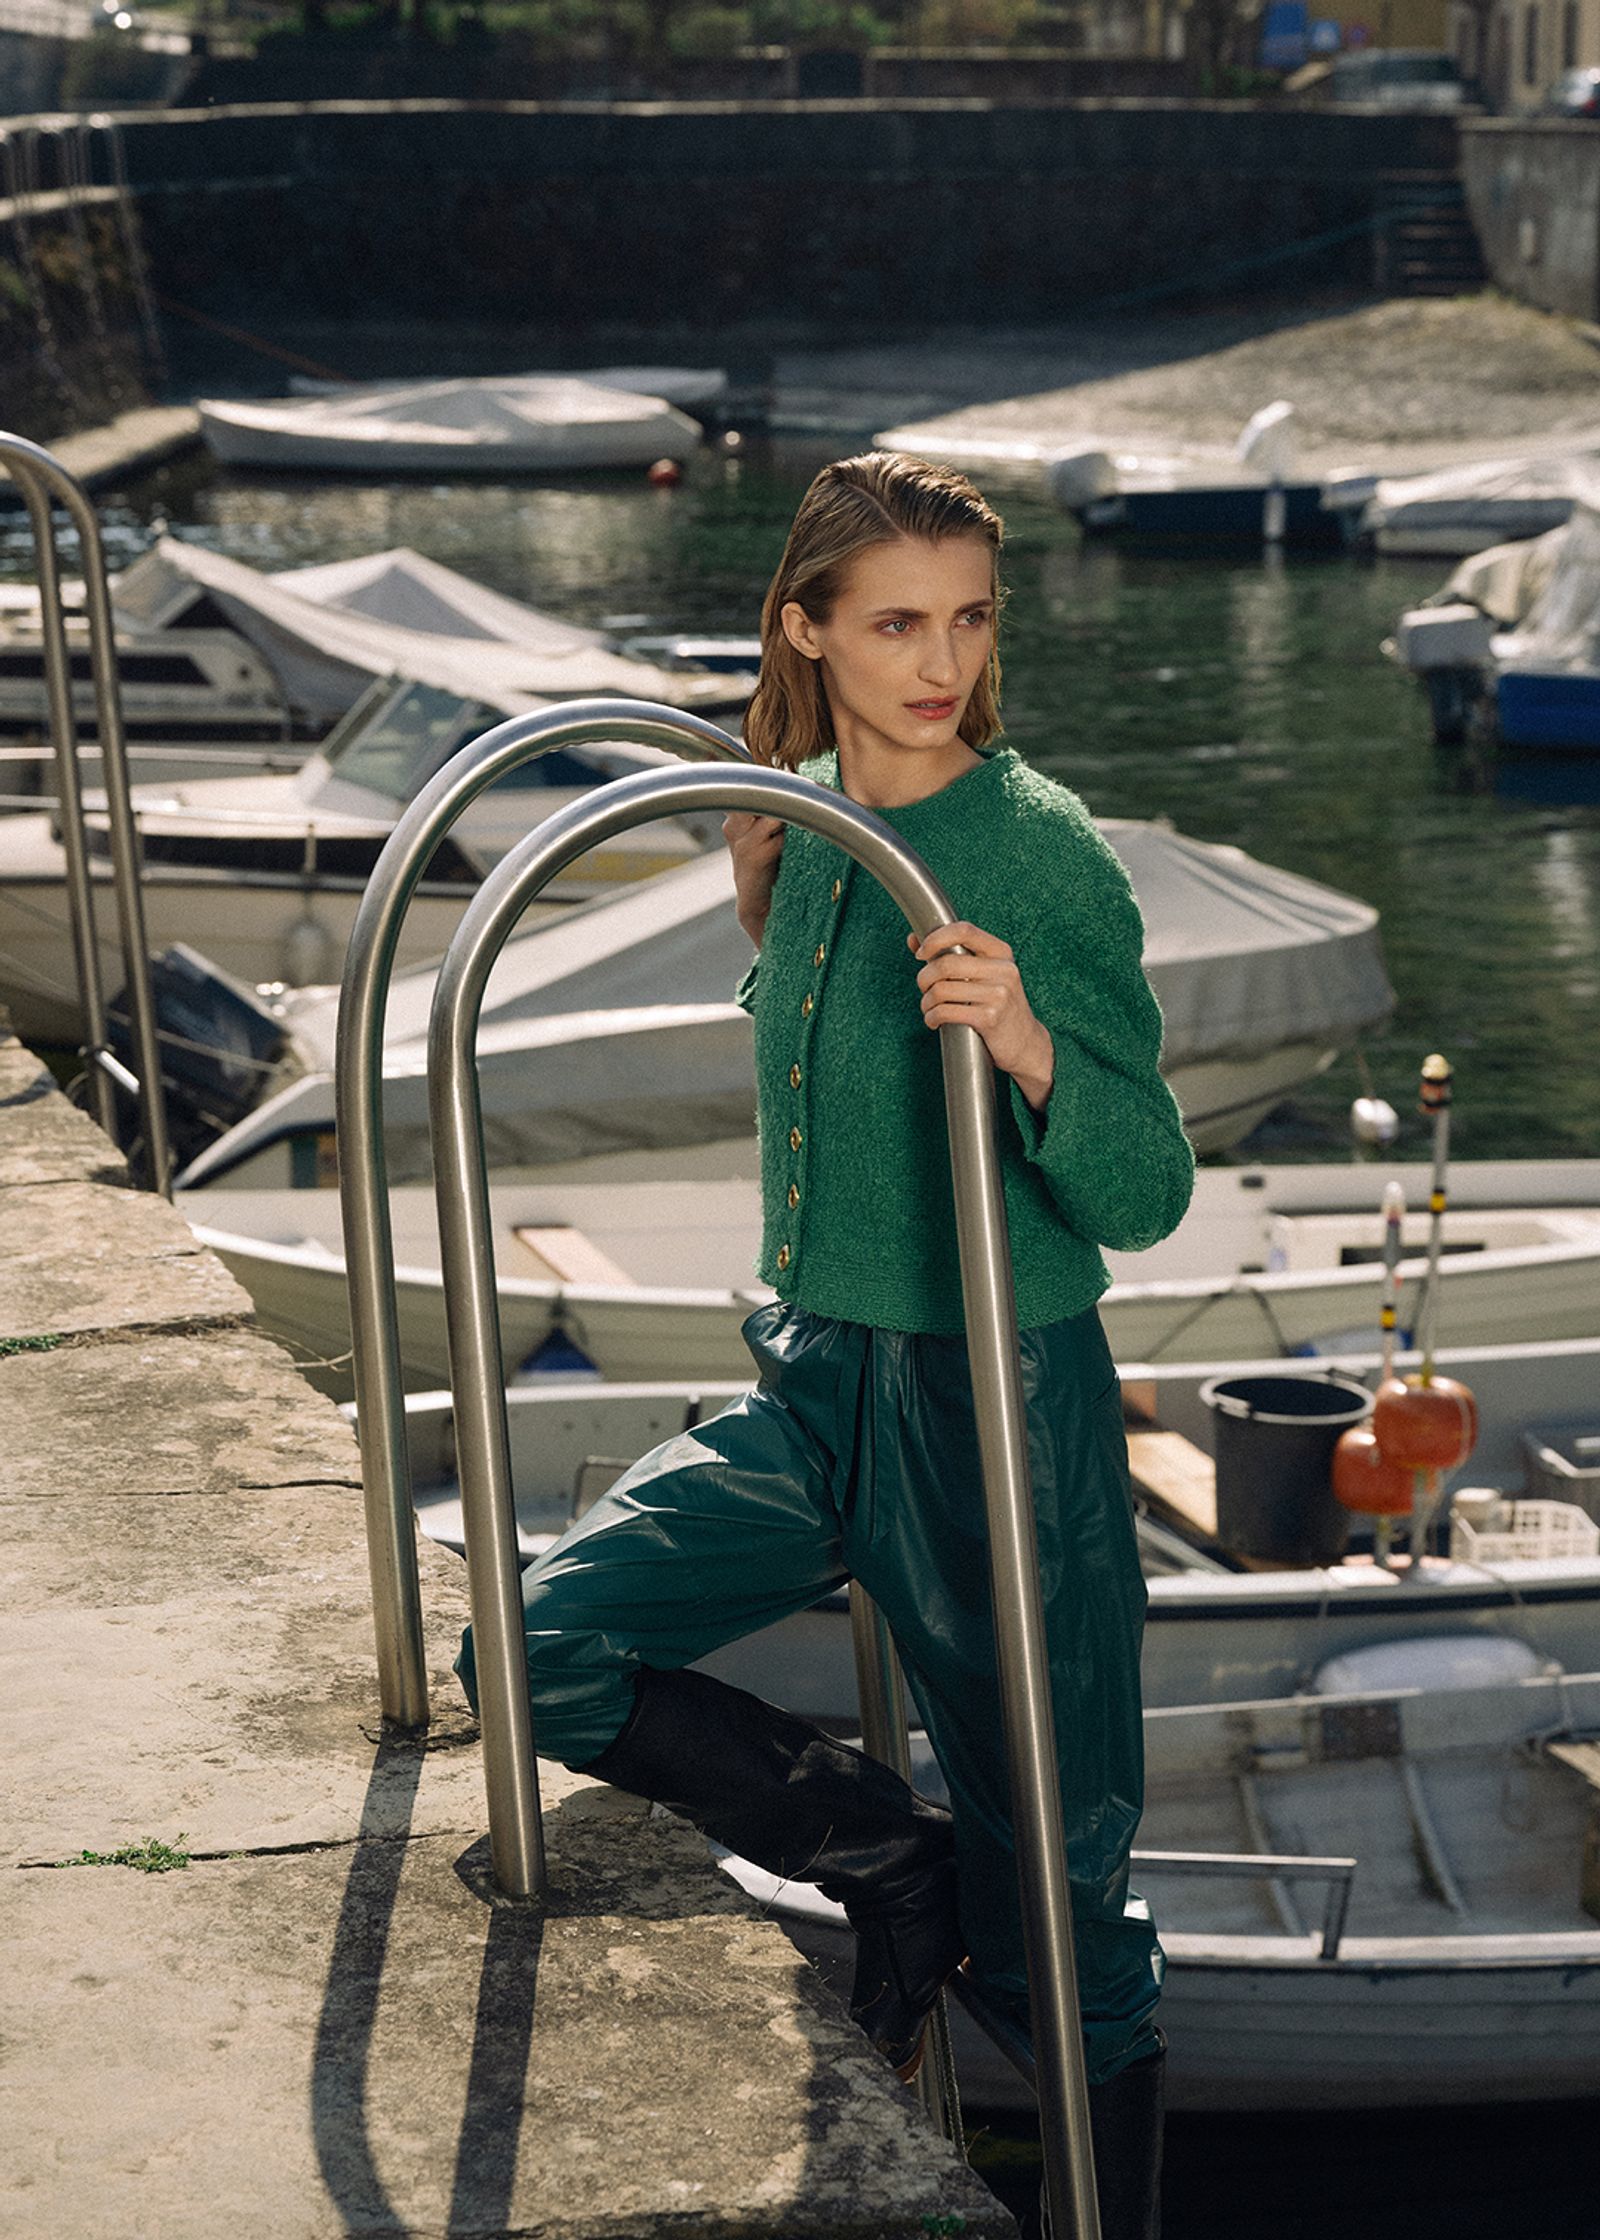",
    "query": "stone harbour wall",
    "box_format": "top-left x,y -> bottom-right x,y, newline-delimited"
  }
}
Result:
1461,117 -> 1600,325
111,98 -> 1463,332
